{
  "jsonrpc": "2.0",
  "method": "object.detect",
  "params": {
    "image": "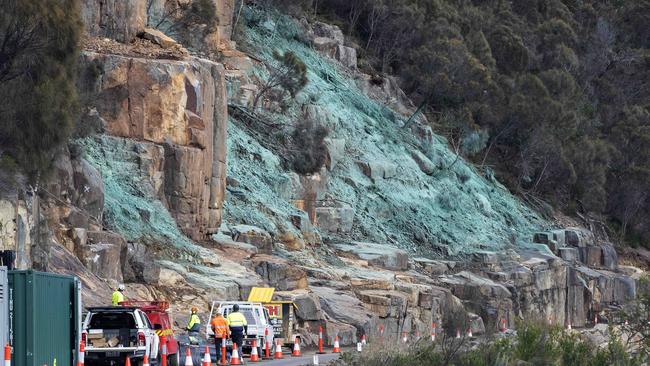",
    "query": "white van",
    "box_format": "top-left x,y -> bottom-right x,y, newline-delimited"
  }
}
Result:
205,301 -> 274,355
